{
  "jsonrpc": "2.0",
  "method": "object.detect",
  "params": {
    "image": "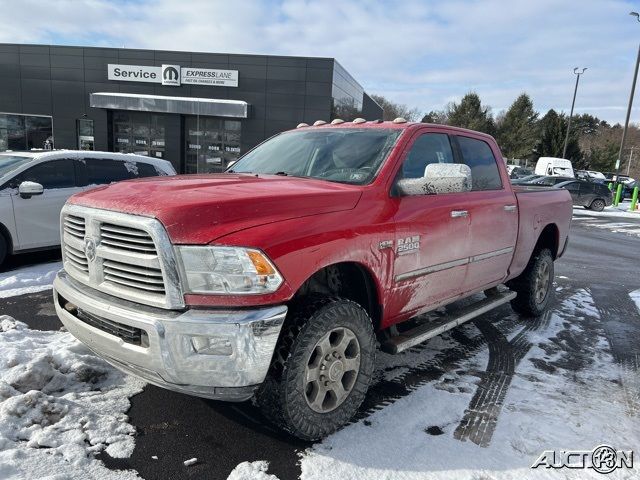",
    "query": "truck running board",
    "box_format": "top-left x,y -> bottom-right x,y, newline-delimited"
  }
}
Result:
381,290 -> 517,354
